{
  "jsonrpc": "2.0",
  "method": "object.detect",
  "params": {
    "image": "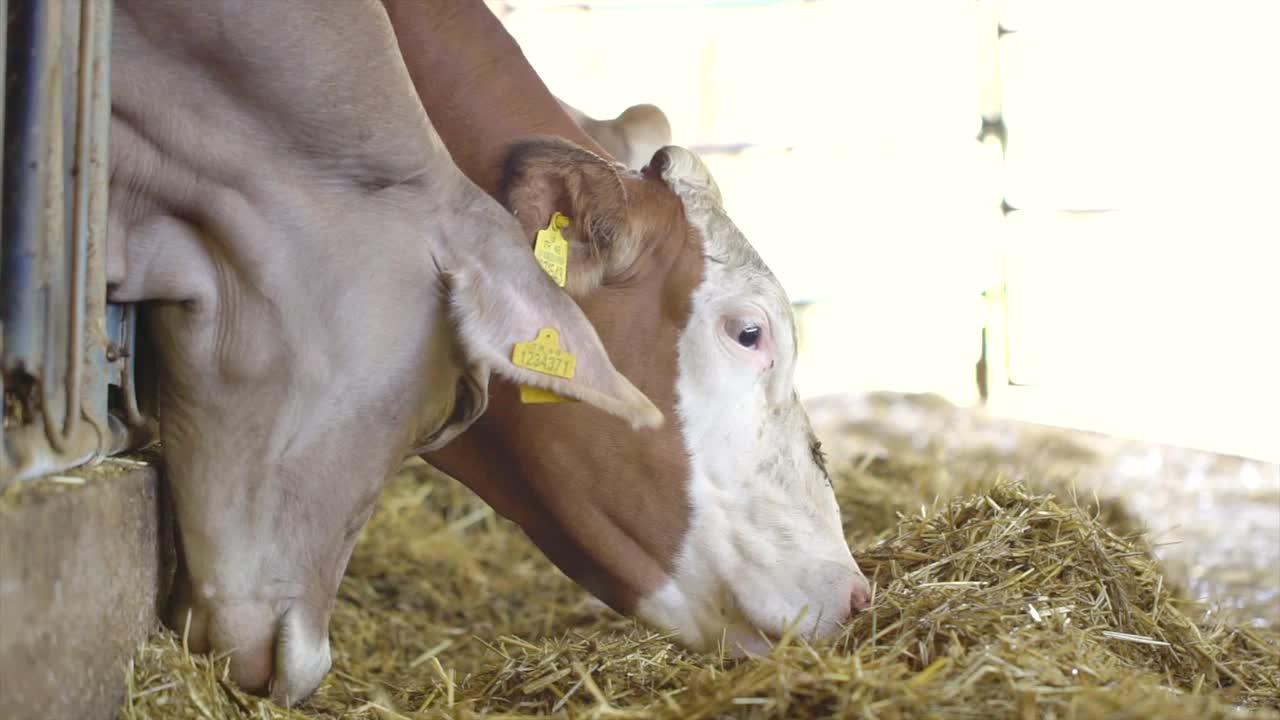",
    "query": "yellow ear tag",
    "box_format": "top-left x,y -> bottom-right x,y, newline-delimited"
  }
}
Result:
518,213 -> 577,404
513,327 -> 578,404
519,384 -> 570,404
533,212 -> 571,288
